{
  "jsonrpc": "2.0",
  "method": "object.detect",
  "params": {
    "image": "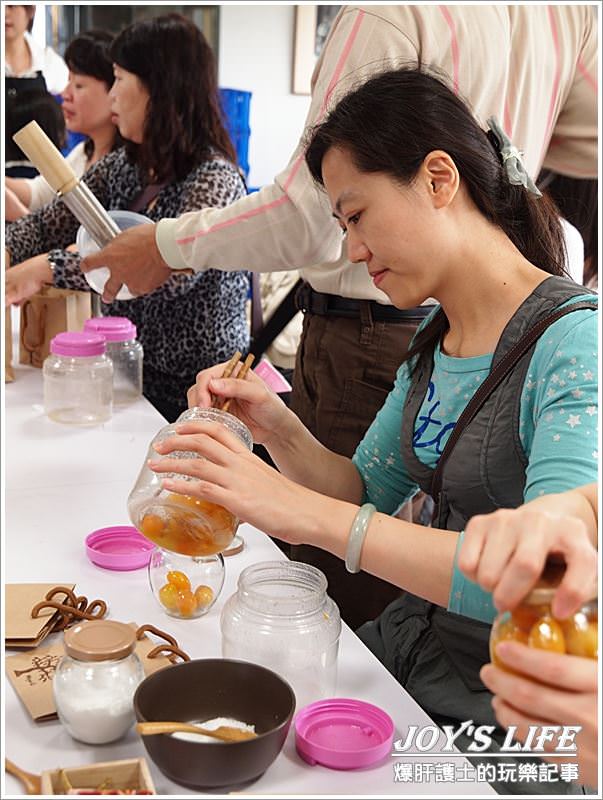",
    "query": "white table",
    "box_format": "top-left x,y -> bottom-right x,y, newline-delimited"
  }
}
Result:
4,314 -> 493,796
